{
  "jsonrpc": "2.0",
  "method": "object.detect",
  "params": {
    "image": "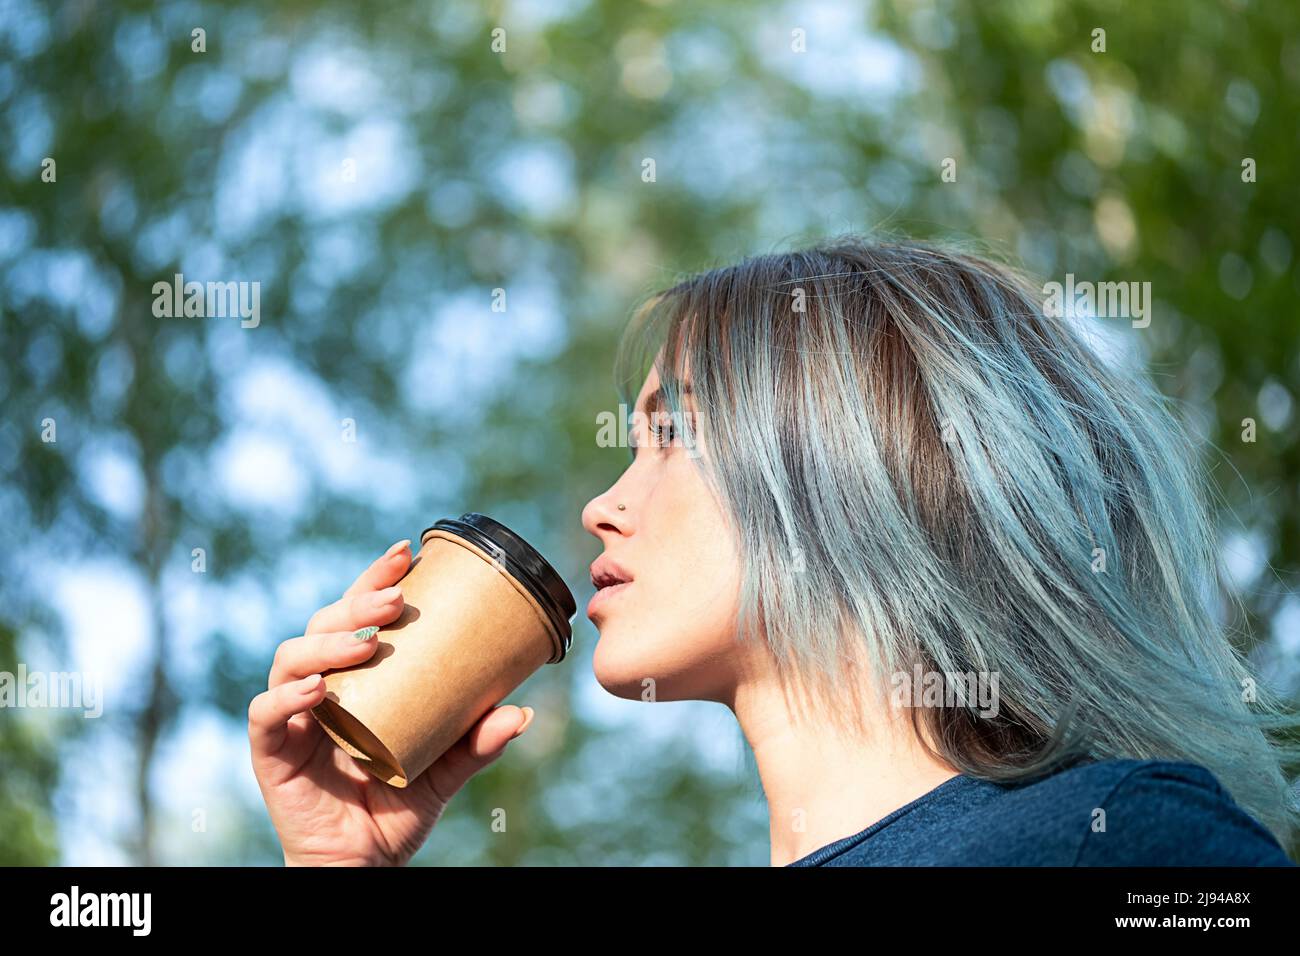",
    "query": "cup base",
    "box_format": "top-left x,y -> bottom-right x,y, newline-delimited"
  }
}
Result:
312,697 -> 409,788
